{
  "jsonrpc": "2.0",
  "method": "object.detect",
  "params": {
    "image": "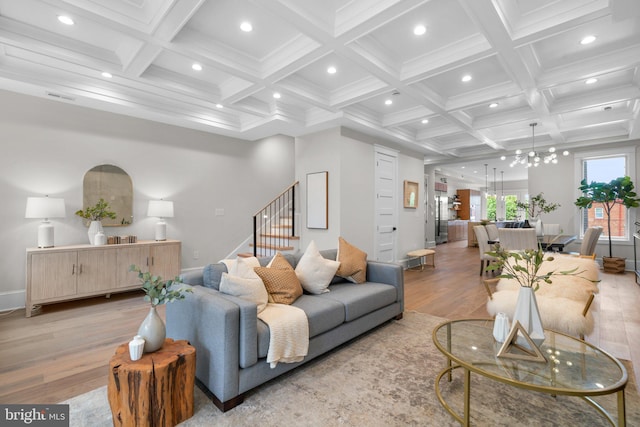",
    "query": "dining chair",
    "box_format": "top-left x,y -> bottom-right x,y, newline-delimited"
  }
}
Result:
571,226 -> 603,259
542,223 -> 561,235
497,228 -> 538,251
485,224 -> 499,242
474,226 -> 497,275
